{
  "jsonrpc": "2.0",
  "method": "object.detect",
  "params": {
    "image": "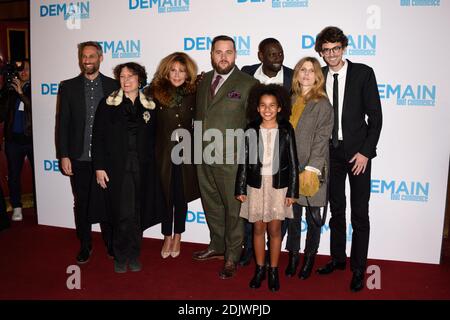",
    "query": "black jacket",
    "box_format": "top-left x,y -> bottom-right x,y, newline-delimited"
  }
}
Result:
235,118 -> 299,198
57,73 -> 119,159
322,60 -> 382,160
241,64 -> 293,93
0,82 -> 32,143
